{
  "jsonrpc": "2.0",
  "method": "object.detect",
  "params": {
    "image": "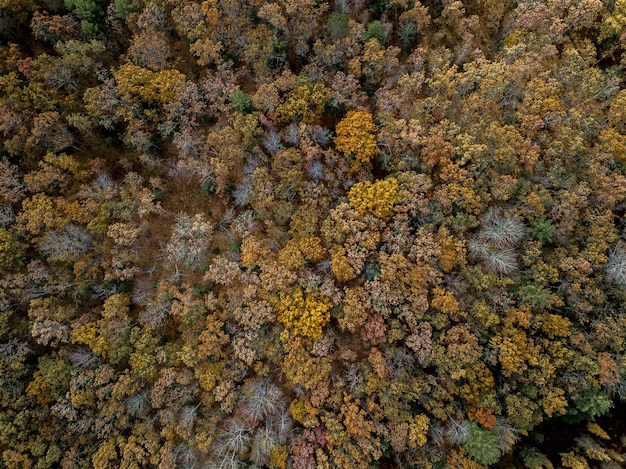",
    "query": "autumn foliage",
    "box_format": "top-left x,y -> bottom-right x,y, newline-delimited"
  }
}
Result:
2,0 -> 626,467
